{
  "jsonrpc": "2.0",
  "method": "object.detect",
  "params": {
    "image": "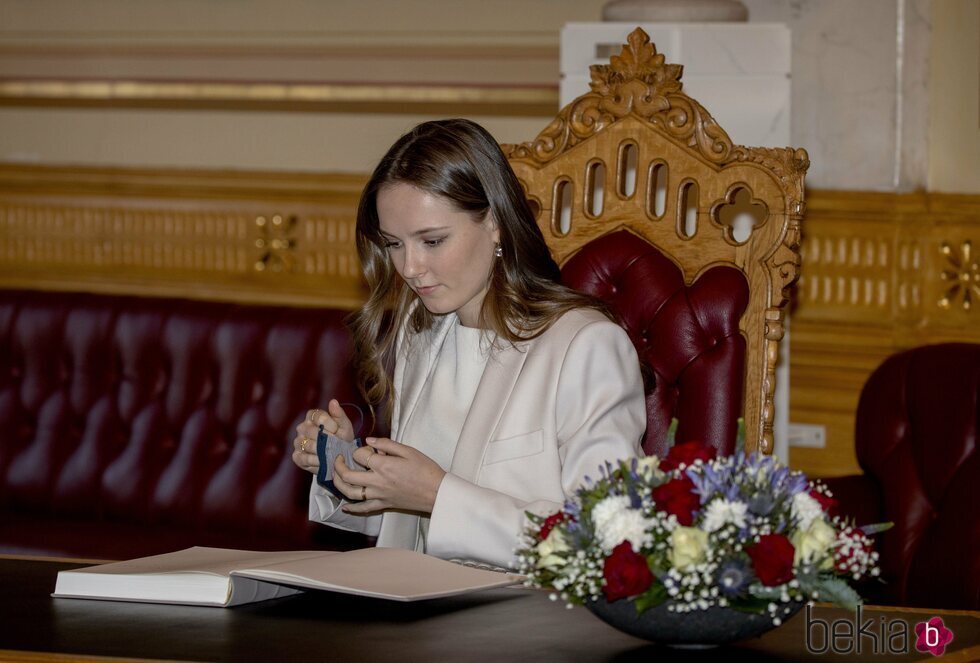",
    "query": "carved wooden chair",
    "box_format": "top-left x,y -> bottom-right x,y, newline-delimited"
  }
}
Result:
503,28 -> 808,457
